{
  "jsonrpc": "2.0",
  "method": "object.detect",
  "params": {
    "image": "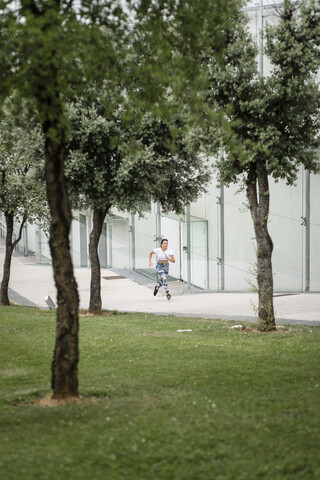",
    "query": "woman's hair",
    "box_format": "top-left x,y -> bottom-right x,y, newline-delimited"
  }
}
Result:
161,238 -> 168,245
